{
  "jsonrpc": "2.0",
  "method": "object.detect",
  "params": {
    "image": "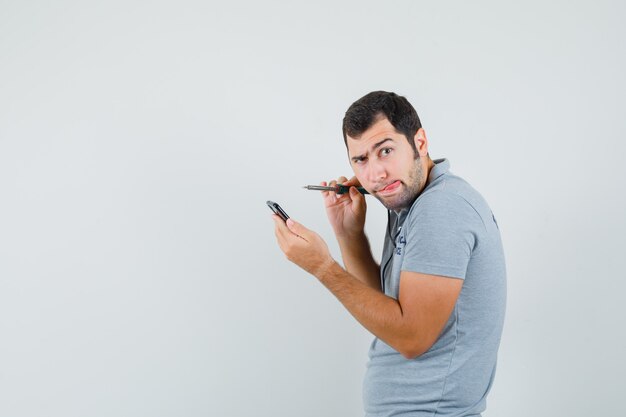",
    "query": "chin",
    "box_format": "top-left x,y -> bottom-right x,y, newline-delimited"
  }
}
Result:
377,186 -> 420,212
378,194 -> 412,212
383,201 -> 410,212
